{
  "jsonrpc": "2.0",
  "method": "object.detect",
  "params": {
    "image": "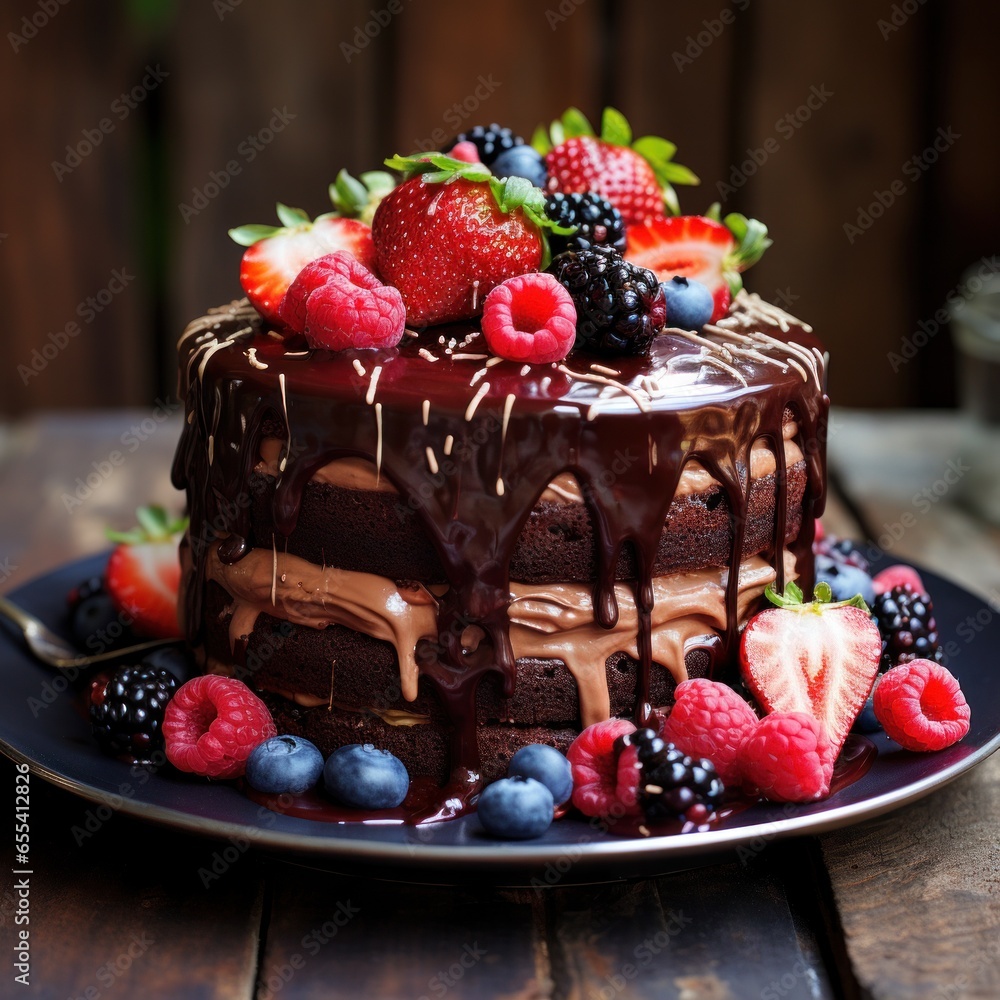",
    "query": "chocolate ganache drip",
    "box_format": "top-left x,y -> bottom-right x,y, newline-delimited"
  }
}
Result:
173,293 -> 829,813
